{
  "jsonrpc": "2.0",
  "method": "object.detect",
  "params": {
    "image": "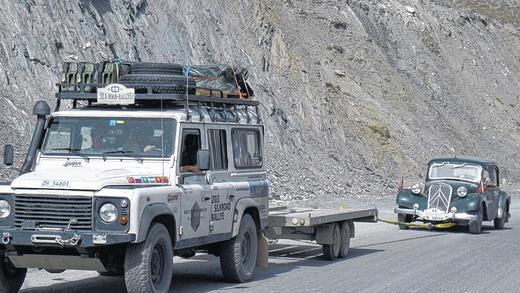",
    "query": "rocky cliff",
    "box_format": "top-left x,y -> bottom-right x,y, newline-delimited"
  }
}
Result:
1,0 -> 519,200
